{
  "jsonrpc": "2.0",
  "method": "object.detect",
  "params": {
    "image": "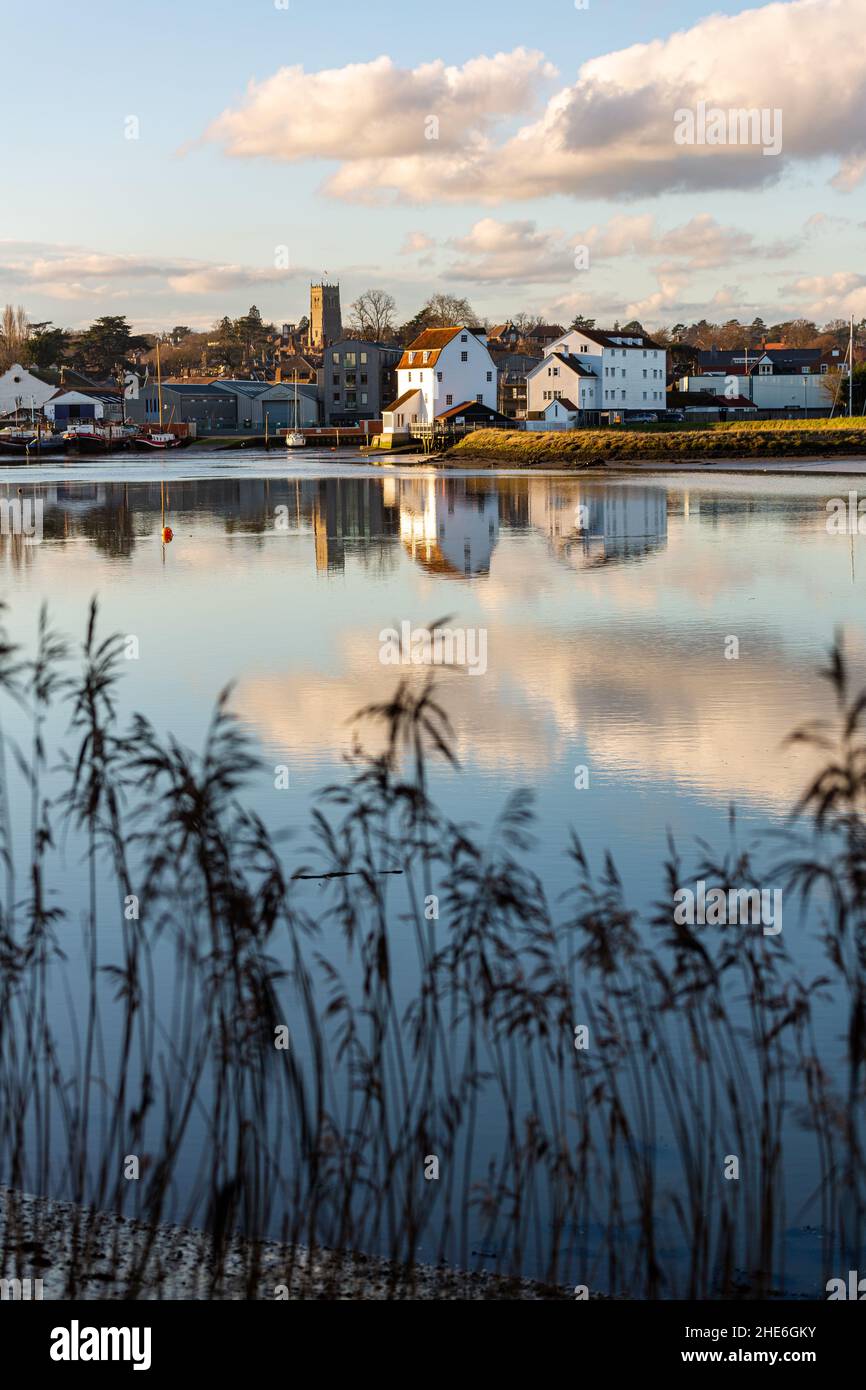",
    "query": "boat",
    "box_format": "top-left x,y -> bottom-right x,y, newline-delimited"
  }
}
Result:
62,422 -> 137,452
0,427 -> 64,454
285,370 -> 306,447
135,431 -> 182,450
